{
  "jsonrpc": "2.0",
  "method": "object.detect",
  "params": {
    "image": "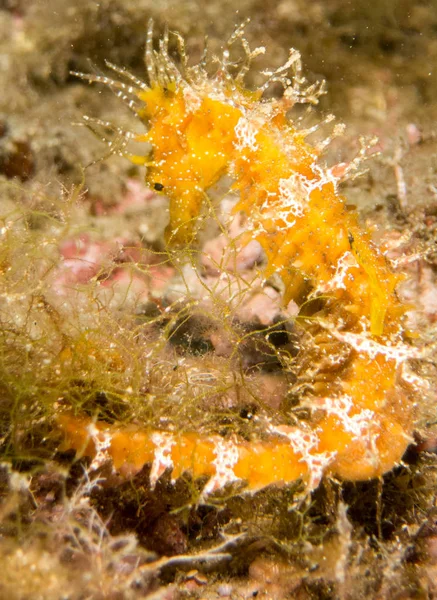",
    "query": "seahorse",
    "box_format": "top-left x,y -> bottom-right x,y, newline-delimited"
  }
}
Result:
61,21 -> 415,494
